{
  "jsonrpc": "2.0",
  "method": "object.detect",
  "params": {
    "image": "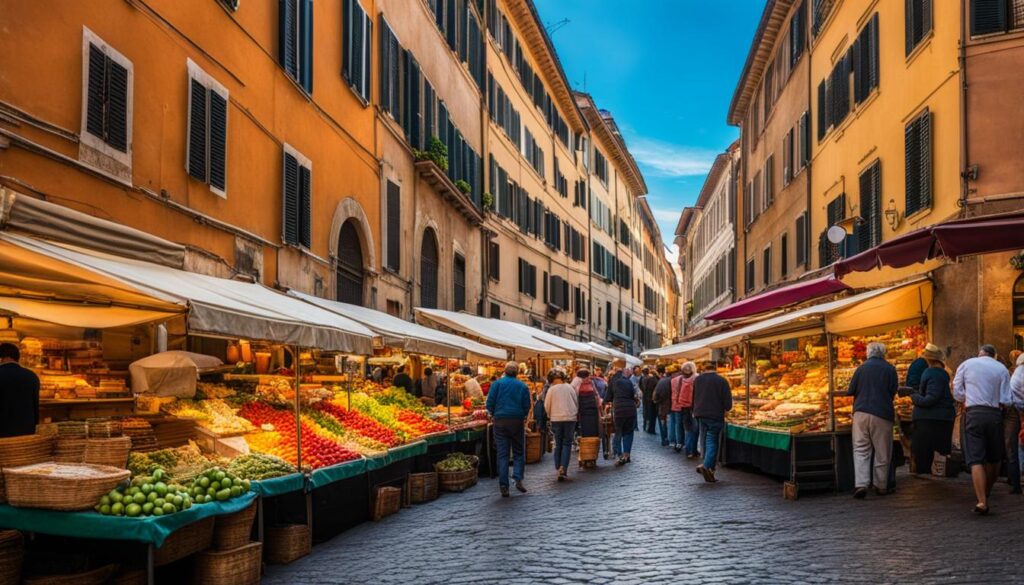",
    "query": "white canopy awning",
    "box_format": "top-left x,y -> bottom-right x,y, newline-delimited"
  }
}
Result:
414,308 -> 571,360
590,342 -> 642,367
0,233 -> 375,353
288,291 -> 506,361
642,279 -> 931,361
